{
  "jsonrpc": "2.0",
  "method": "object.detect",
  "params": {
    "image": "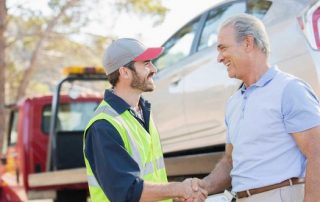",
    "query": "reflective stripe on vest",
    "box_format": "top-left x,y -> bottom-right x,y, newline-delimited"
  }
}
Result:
86,157 -> 165,187
84,101 -> 171,202
87,175 -> 100,187
94,106 -> 143,175
143,156 -> 166,176
94,105 -> 163,178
